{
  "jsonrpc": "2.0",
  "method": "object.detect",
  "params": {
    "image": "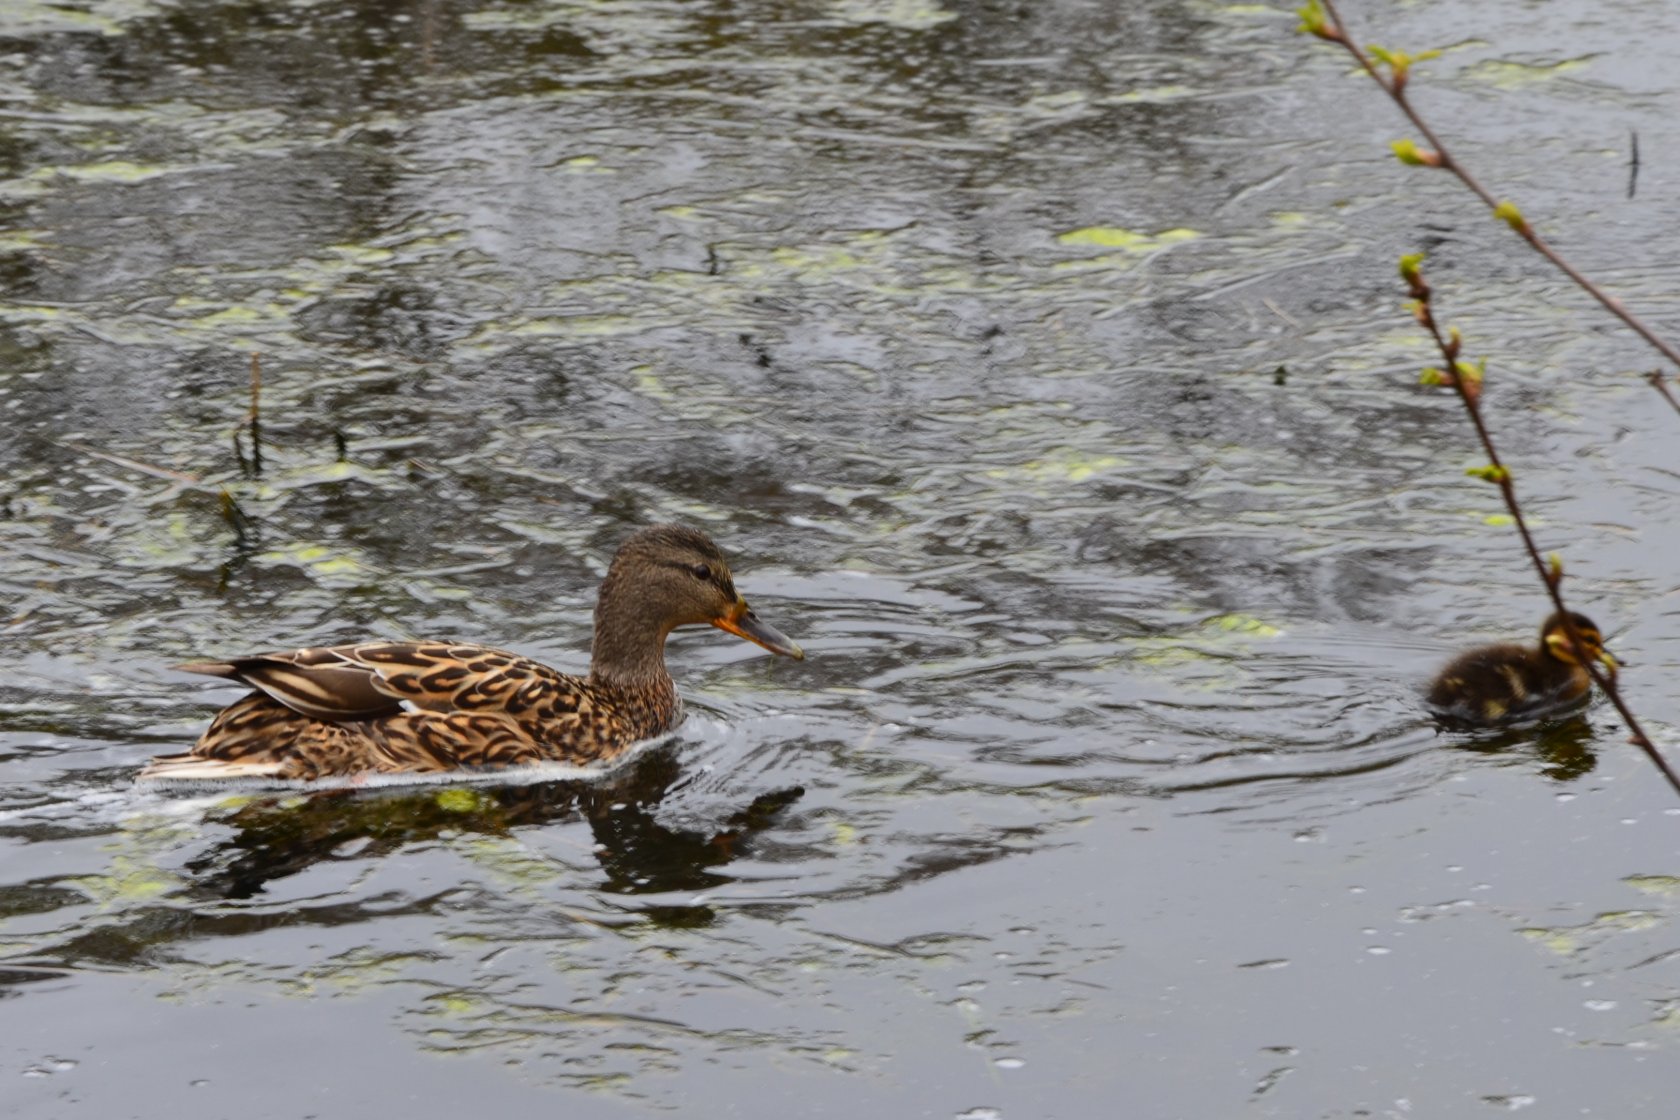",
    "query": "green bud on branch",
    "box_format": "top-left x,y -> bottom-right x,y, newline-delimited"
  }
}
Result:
1399,253 -> 1430,304
1465,464 -> 1510,484
1417,356 -> 1487,402
1494,200 -> 1528,233
1391,140 -> 1442,167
